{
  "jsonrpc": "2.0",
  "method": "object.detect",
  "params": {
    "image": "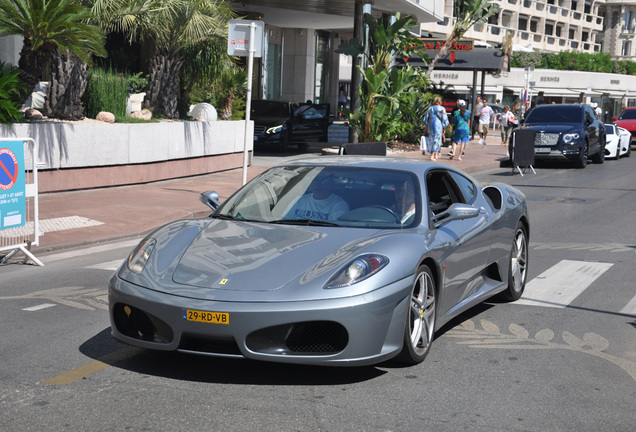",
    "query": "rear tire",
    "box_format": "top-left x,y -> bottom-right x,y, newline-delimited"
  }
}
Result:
397,264 -> 436,365
499,222 -> 528,302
